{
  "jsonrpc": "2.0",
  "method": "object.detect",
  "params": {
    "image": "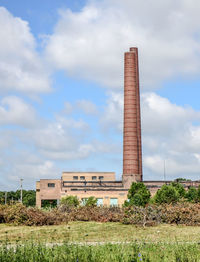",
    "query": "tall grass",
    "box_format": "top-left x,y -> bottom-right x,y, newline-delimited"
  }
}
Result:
0,242 -> 199,262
